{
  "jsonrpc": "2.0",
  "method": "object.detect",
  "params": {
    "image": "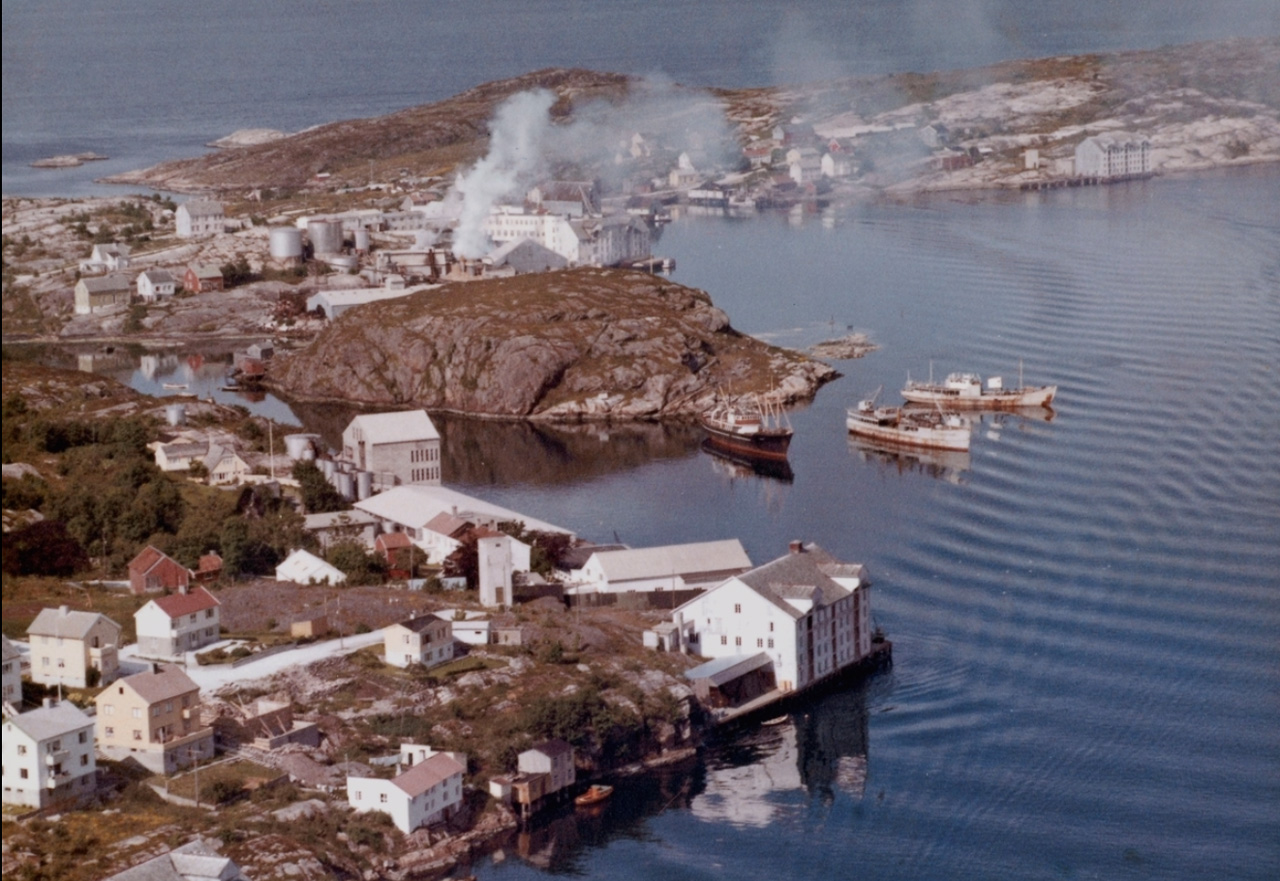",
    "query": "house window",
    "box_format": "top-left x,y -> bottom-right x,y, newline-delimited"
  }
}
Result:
354,790 -> 362,800
16,745 -> 27,756
769,622 -> 774,632
379,793 -> 388,803
57,659 -> 65,668
78,732 -> 87,744
757,638 -> 764,648
132,708 -> 142,718
734,604 -> 741,614
80,755 -> 89,767
105,727 -> 114,737
41,657 -> 49,667
20,768 -> 28,779
768,638 -> 774,649
720,636 -> 727,645
132,730 -> 142,741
